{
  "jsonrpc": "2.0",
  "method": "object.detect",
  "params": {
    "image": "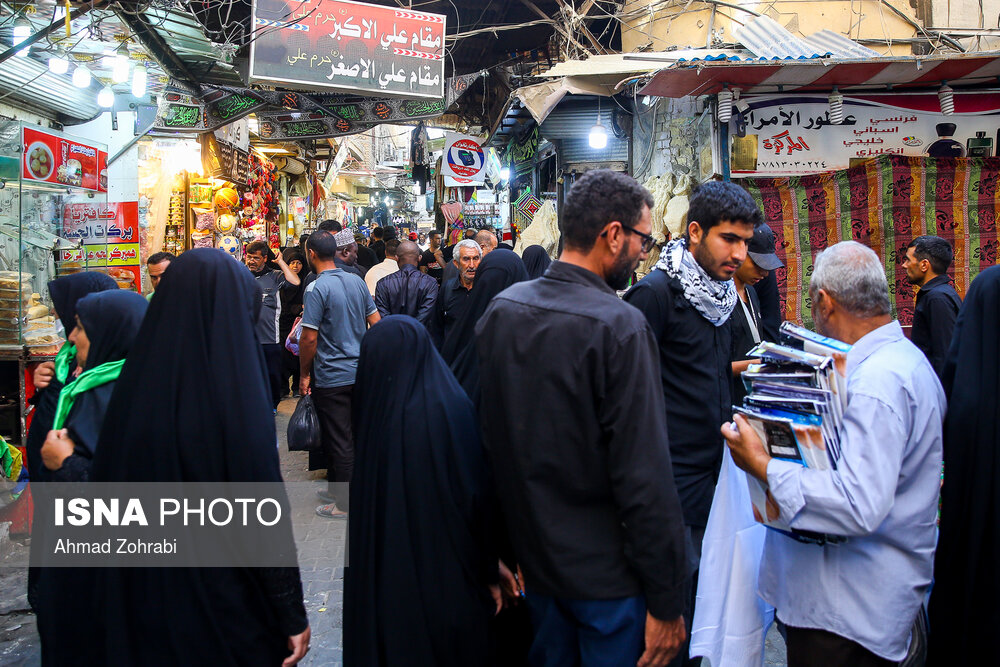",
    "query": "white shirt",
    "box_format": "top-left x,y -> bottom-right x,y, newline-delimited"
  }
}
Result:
364,258 -> 399,296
